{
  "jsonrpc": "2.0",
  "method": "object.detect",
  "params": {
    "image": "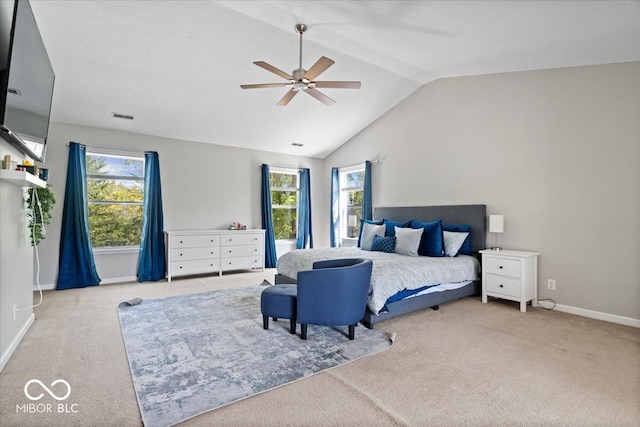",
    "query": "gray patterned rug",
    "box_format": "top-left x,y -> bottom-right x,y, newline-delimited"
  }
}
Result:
117,285 -> 394,427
